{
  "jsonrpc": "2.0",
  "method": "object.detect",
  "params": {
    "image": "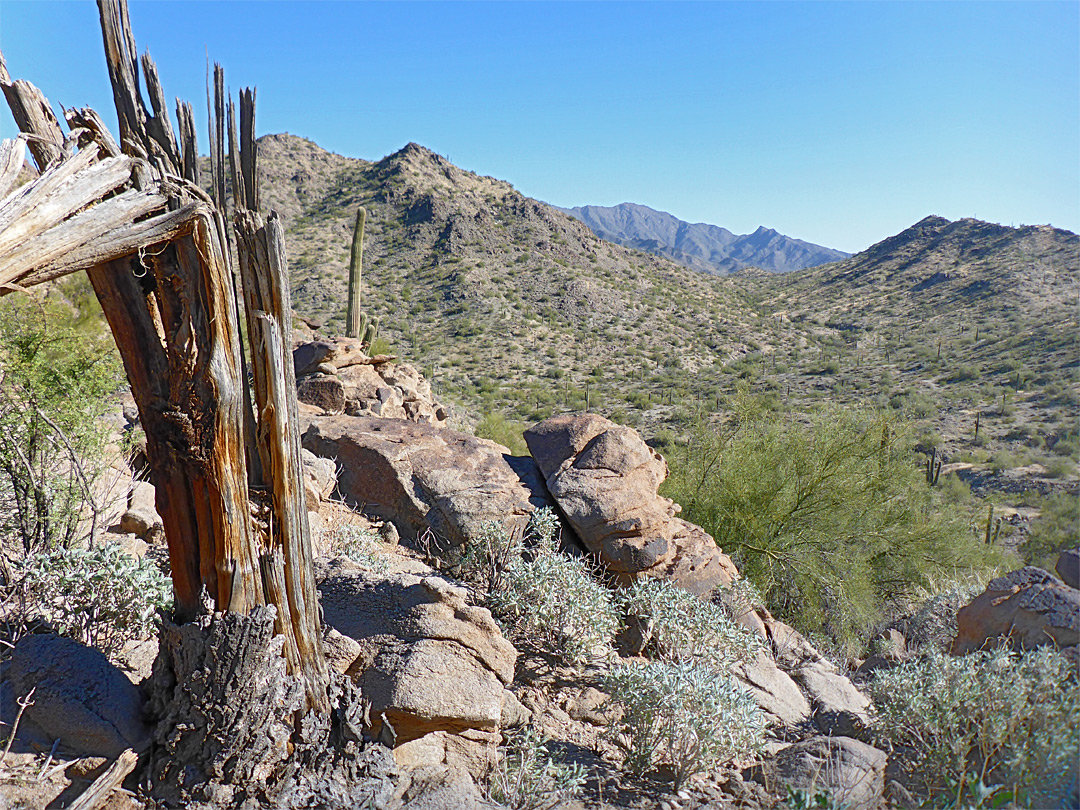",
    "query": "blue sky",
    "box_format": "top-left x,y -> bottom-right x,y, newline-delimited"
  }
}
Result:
2,1 -> 1077,253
